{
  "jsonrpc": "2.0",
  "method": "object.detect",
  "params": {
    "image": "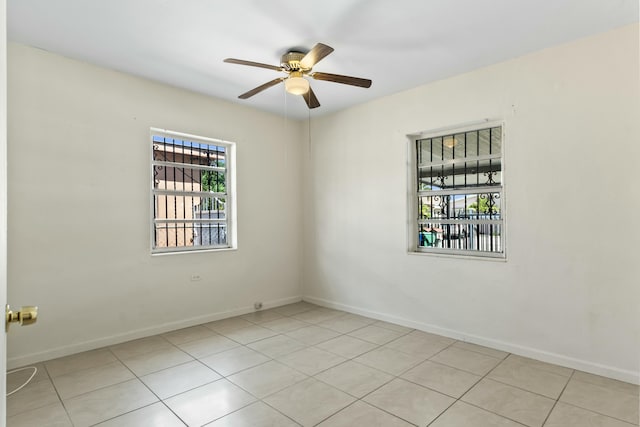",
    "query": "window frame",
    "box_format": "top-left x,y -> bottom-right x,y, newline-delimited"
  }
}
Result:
150,128 -> 237,255
407,120 -> 506,259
